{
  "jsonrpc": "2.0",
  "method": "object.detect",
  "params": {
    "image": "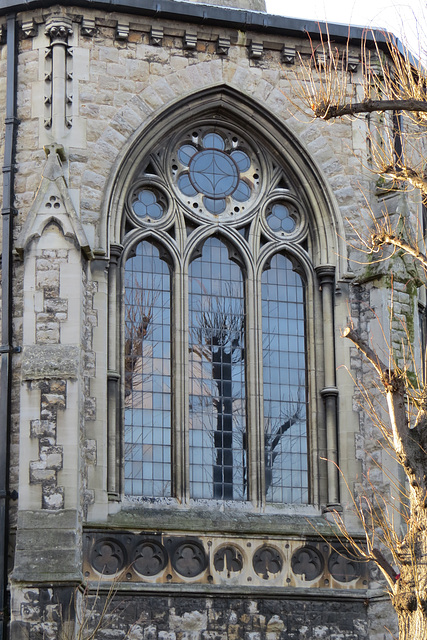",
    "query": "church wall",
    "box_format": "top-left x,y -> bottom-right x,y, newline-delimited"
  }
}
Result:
0,3 -> 412,638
